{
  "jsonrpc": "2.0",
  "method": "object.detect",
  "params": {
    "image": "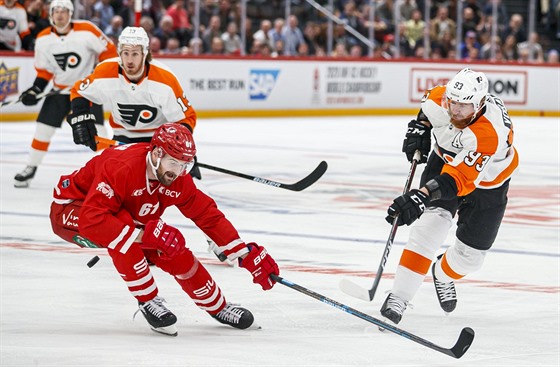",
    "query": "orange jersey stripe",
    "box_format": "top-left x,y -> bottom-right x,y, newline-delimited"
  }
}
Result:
398,249 -> 432,275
